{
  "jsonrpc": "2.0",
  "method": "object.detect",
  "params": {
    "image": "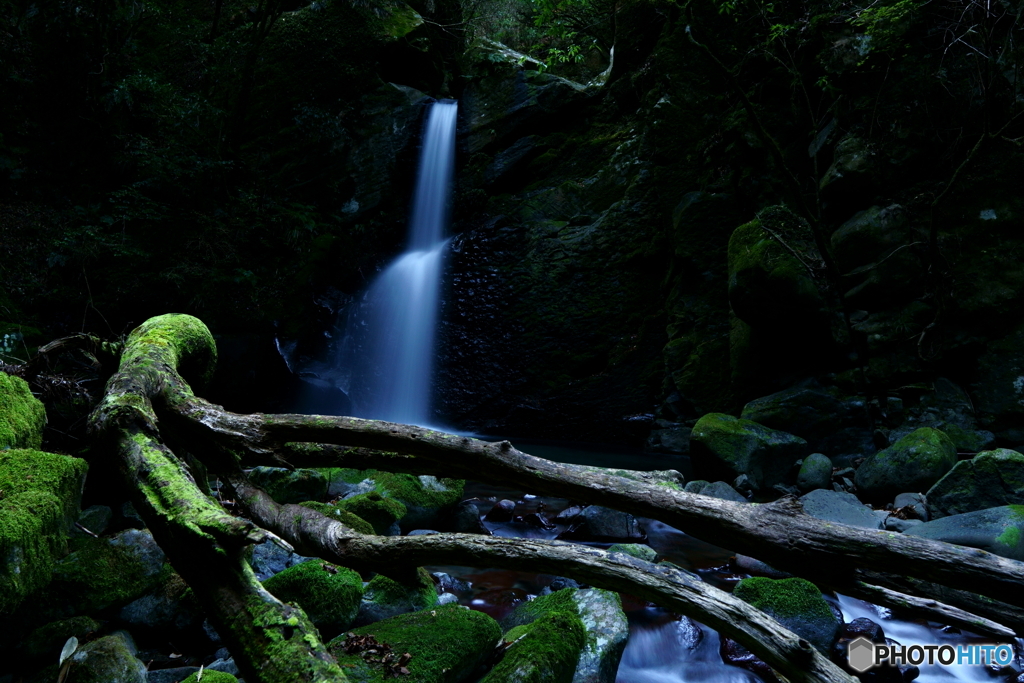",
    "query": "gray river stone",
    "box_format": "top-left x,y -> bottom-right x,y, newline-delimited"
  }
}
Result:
799,489 -> 881,529
904,506 -> 1024,561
